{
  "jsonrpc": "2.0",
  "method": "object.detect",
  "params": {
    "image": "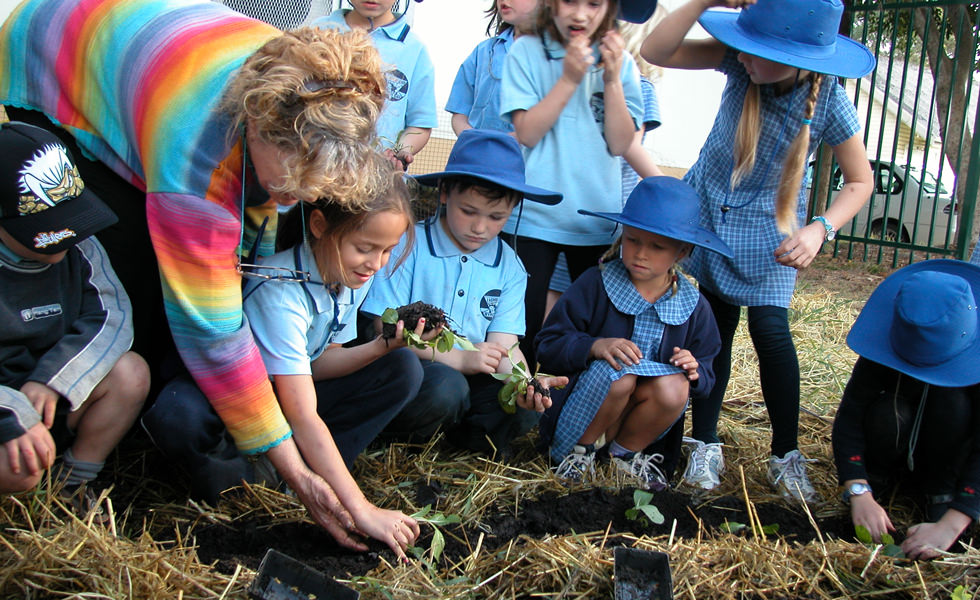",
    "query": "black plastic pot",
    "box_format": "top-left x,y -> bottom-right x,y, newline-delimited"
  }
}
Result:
248,549 -> 360,600
614,546 -> 673,600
